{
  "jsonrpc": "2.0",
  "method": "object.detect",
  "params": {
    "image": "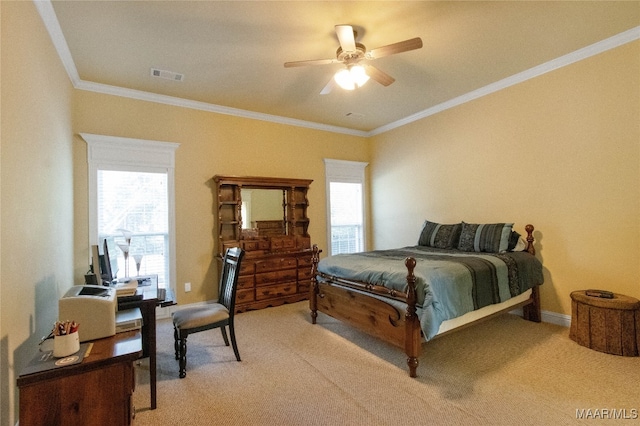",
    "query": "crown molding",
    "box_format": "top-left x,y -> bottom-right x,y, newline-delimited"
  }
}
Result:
35,1 -> 638,139
33,0 -> 81,85
74,80 -> 369,138
369,25 -> 640,136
